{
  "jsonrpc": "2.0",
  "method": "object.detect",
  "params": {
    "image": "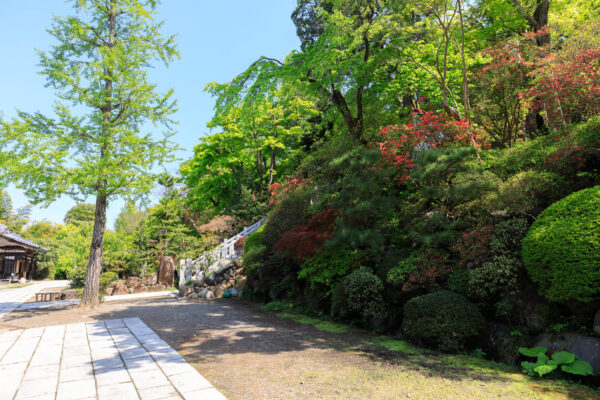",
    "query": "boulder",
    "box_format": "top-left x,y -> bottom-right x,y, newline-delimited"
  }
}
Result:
142,273 -> 158,286
112,281 -> 129,296
534,333 -> 600,375
61,289 -> 78,300
197,288 -> 215,299
128,288 -> 135,294
194,279 -> 204,288
234,237 -> 246,255
594,310 -> 600,335
483,322 -> 522,365
204,273 -> 217,286
132,283 -> 147,293
158,256 -> 176,287
126,276 -> 142,287
148,284 -> 167,292
179,284 -> 194,298
188,292 -> 198,300
229,288 -> 239,297
206,259 -> 235,278
213,283 -> 228,298
105,287 -> 114,296
234,276 -> 248,292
